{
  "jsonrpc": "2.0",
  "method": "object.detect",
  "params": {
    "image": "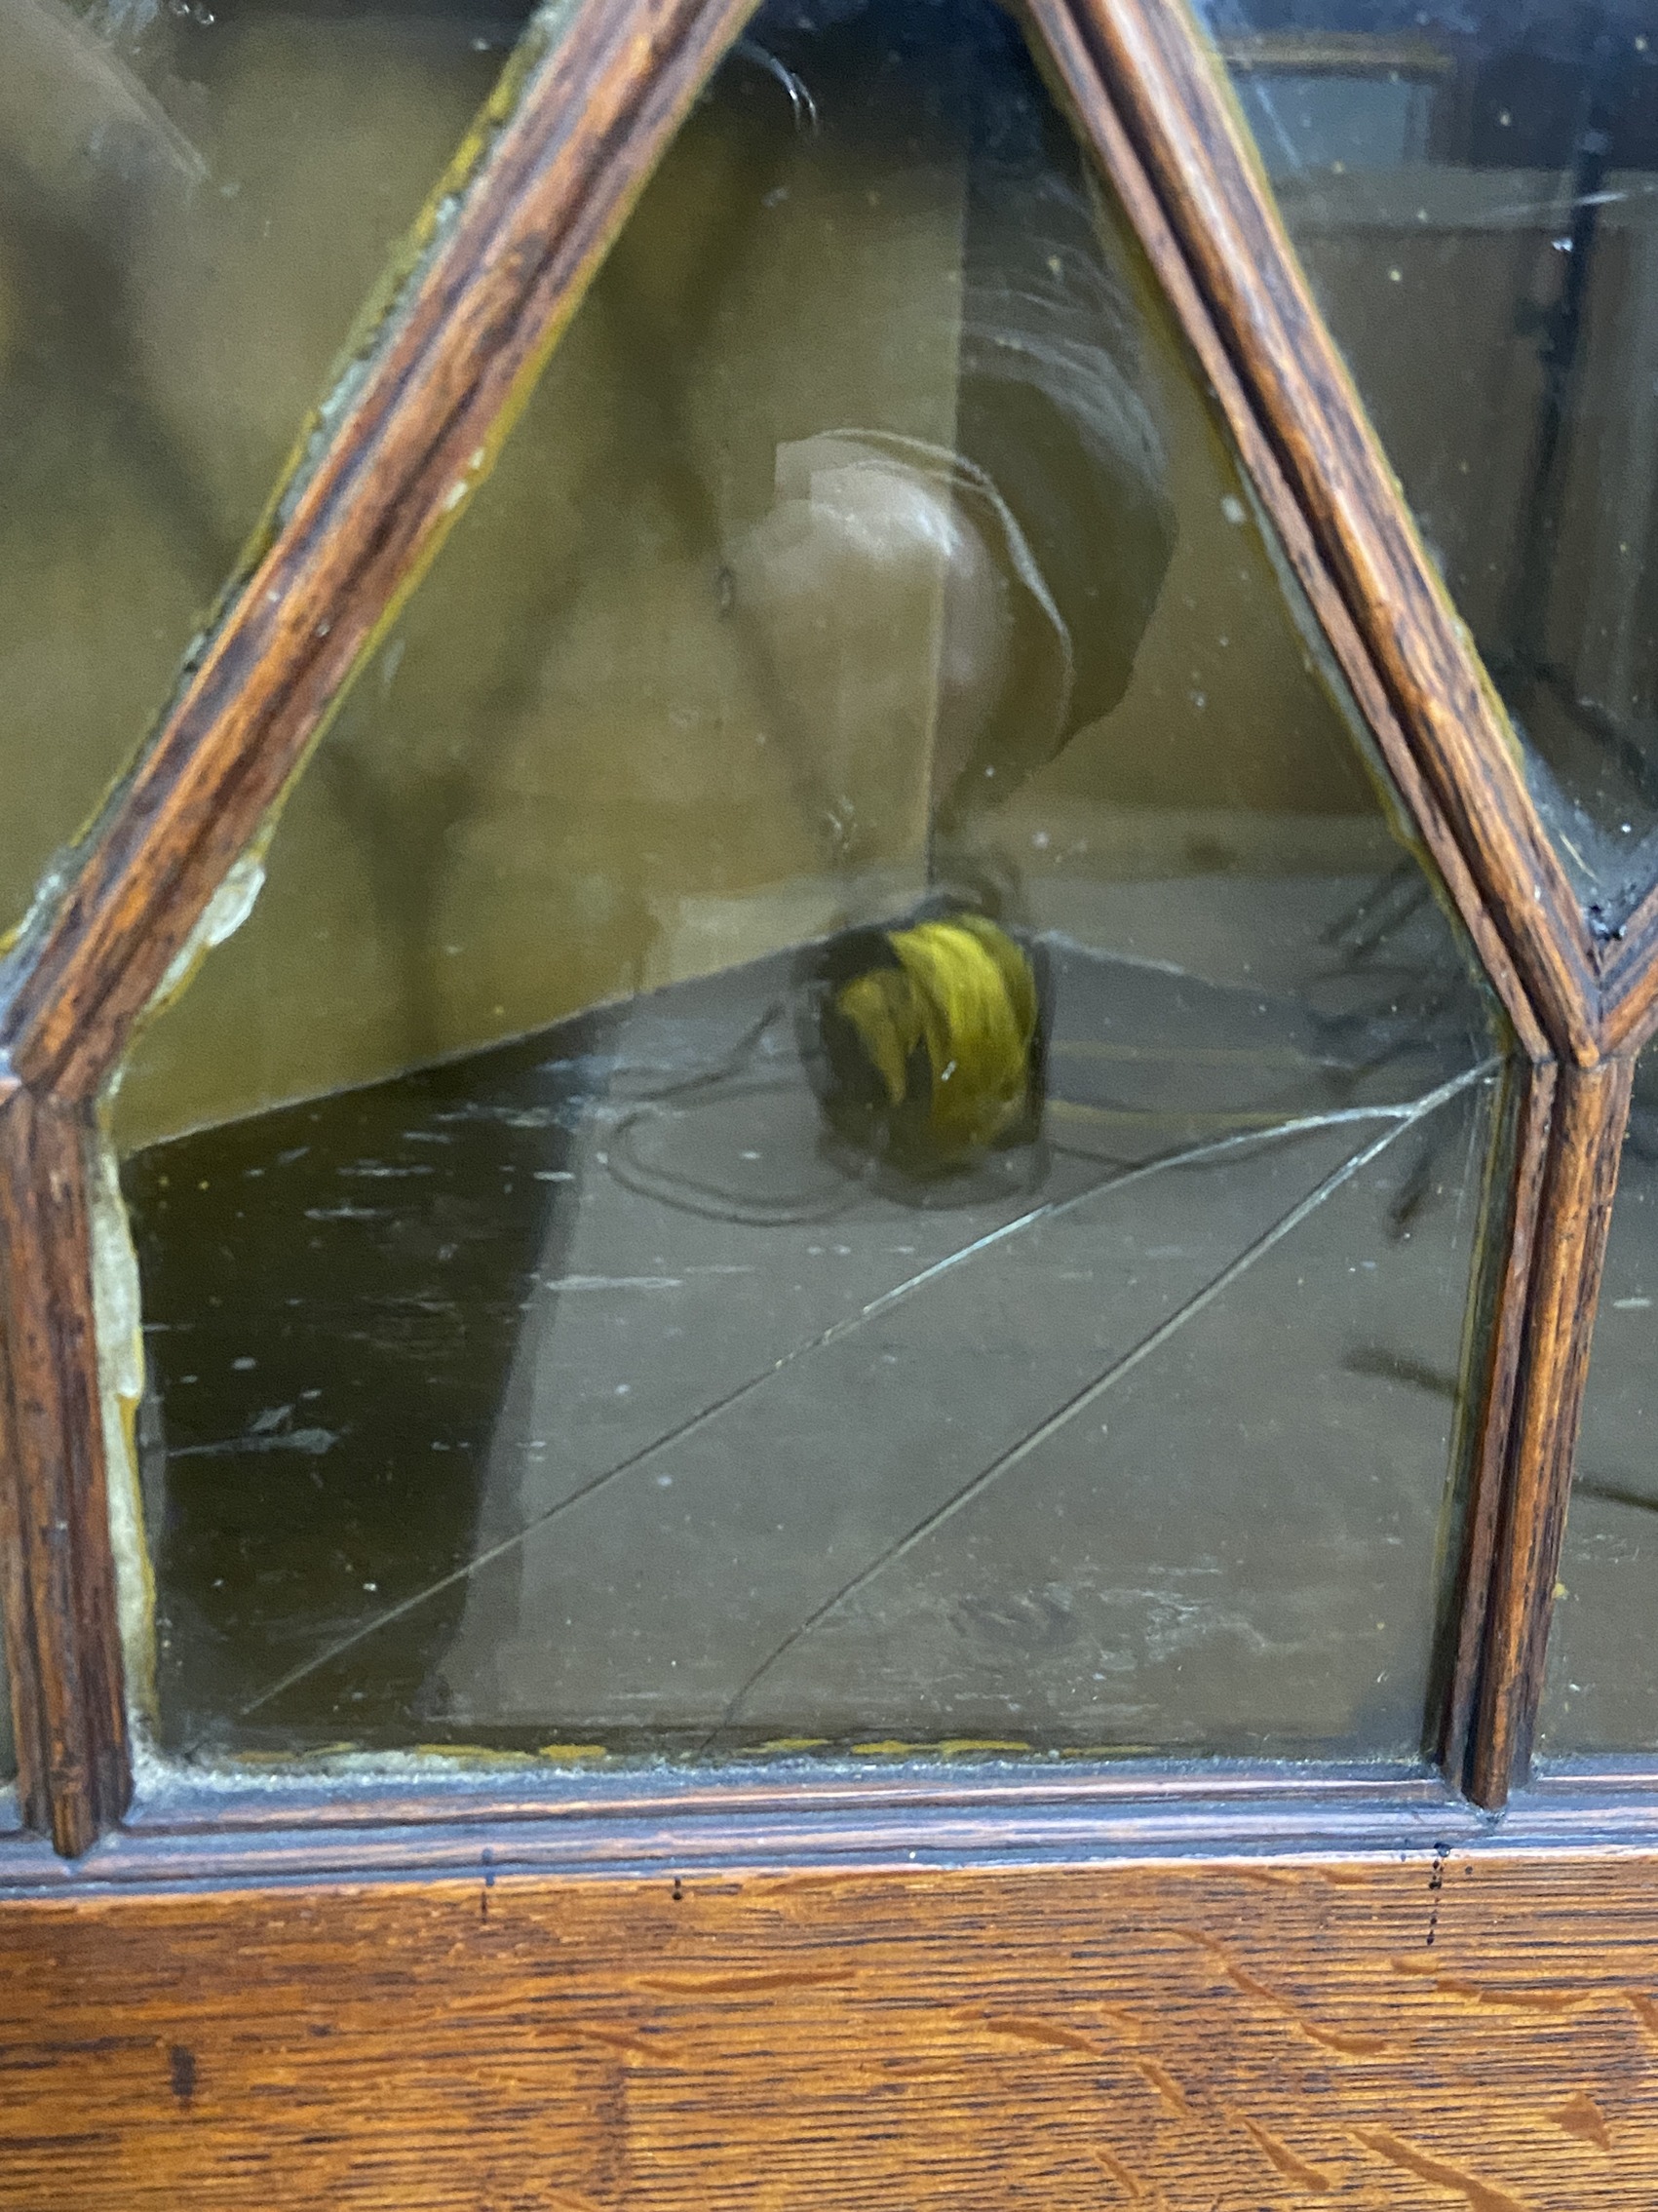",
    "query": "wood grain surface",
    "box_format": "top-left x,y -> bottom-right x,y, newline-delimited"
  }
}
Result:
0,0 -> 758,1104
5,1849 -> 1658,2206
1060,0 -> 1600,1067
0,1094 -> 127,1854
1471,1057 -> 1636,1807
